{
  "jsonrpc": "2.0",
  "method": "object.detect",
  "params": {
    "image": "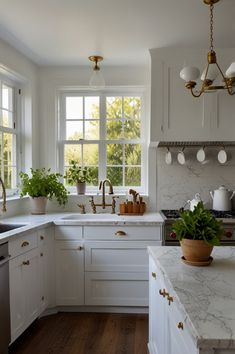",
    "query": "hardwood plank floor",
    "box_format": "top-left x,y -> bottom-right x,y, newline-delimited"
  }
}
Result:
9,313 -> 149,354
